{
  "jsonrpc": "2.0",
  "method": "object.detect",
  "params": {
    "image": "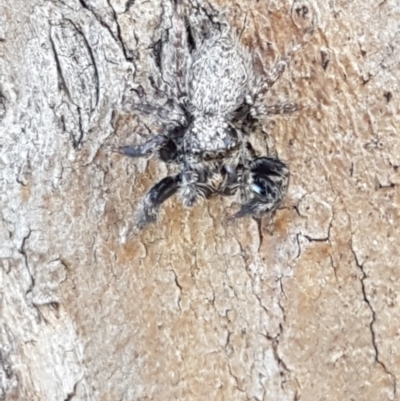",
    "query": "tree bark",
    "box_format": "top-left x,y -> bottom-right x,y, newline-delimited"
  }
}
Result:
1,0 -> 399,400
